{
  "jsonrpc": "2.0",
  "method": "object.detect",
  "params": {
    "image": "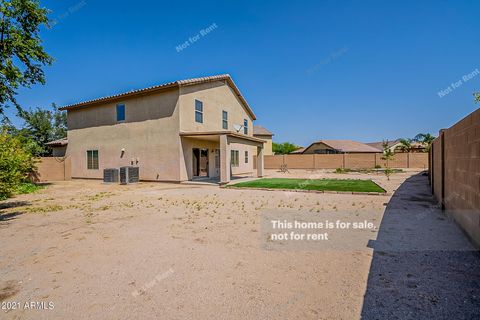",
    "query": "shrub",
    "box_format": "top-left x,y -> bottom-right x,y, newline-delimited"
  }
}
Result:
0,130 -> 37,200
